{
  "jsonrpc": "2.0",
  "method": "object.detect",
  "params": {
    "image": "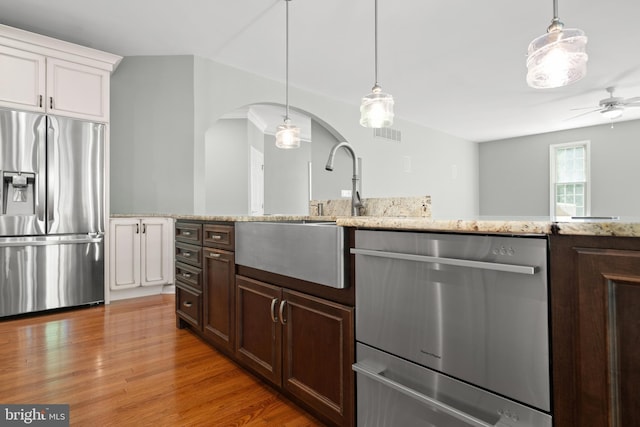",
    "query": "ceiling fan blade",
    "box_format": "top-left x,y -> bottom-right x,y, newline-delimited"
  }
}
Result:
622,96 -> 640,104
565,108 -> 602,121
570,106 -> 597,111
